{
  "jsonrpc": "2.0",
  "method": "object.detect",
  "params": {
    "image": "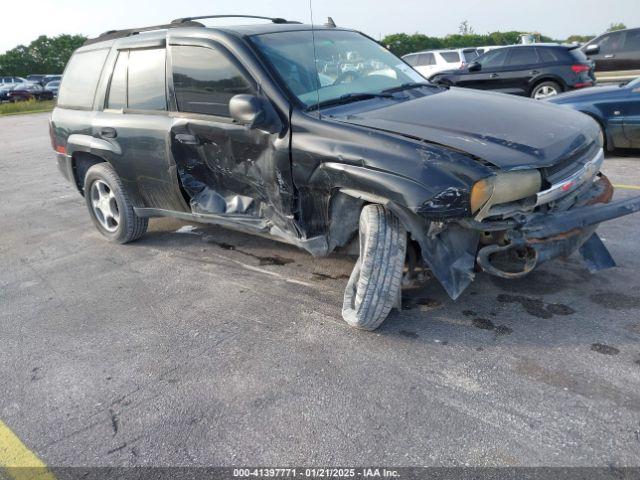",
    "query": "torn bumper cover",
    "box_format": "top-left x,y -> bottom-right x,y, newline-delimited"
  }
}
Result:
417,174 -> 640,300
